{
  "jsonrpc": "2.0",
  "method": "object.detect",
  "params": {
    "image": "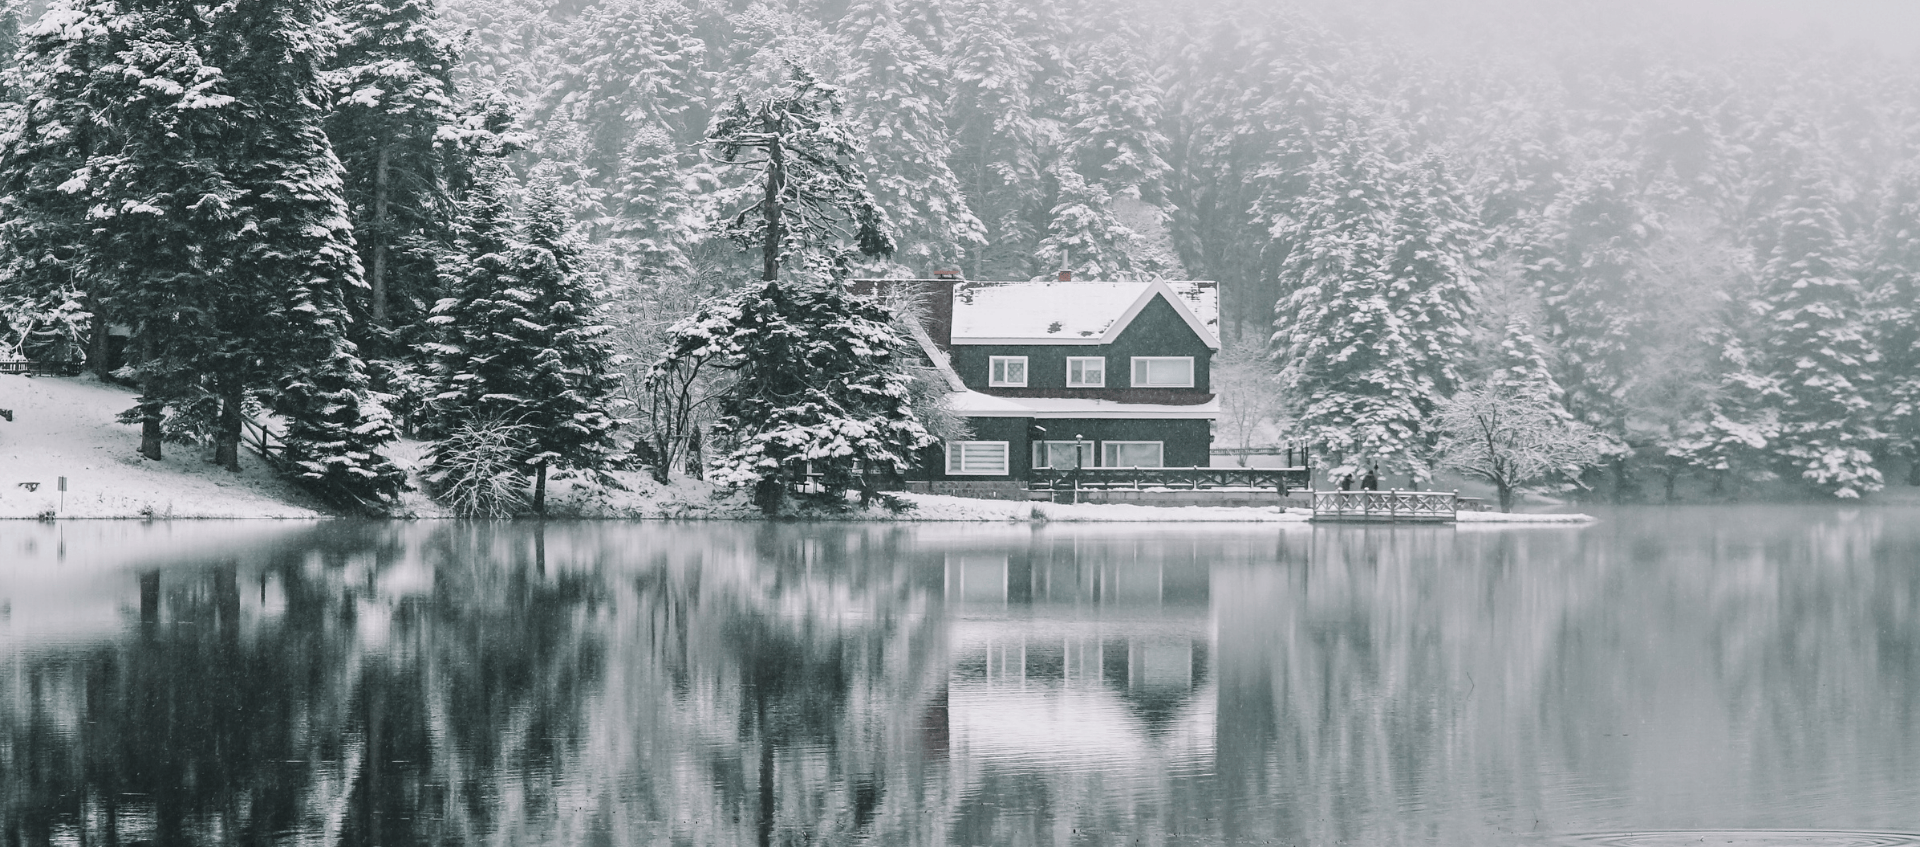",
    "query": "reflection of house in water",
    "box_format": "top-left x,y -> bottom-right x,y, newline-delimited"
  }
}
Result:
932,530 -> 1216,816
